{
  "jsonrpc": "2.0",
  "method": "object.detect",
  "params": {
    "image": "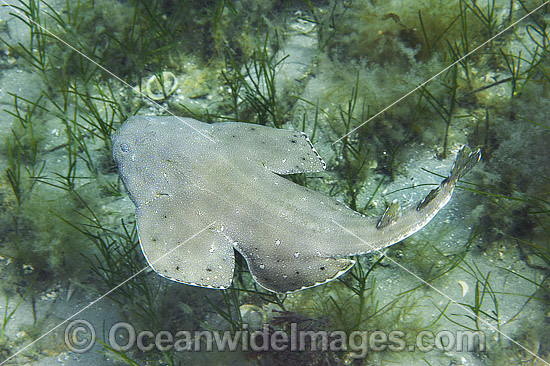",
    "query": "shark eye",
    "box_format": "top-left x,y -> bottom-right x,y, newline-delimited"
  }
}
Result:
120,142 -> 130,152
